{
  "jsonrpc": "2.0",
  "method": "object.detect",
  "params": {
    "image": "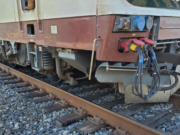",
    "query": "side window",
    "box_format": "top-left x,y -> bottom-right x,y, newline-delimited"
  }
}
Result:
127,0 -> 180,9
21,0 -> 35,11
